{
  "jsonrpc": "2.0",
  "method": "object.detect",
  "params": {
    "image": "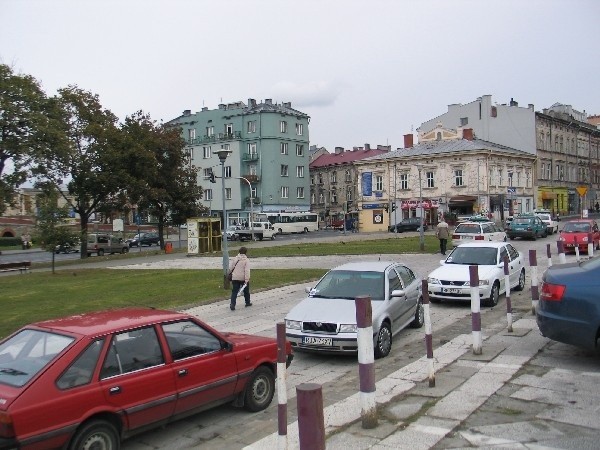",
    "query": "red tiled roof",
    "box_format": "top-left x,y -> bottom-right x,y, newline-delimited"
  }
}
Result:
309,149 -> 388,168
